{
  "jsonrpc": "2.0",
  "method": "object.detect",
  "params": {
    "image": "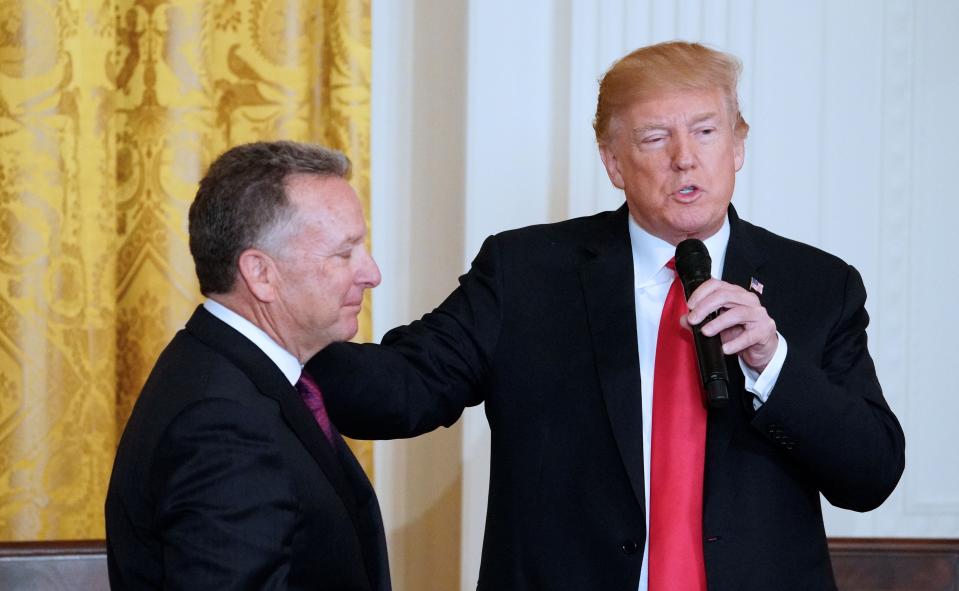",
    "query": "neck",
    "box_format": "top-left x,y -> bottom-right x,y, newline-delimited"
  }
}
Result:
209,292 -> 320,363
